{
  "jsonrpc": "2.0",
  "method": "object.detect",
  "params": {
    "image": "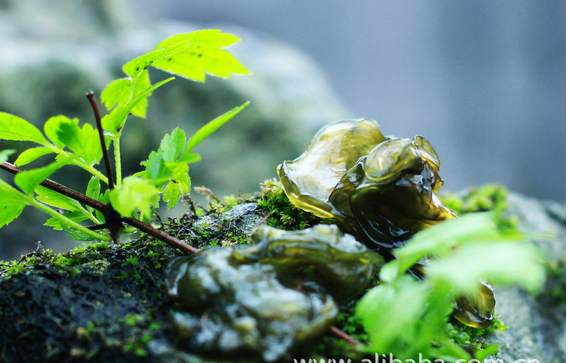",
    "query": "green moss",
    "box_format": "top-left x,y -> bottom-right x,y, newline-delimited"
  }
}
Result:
440,183 -> 517,231
258,178 -> 335,231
